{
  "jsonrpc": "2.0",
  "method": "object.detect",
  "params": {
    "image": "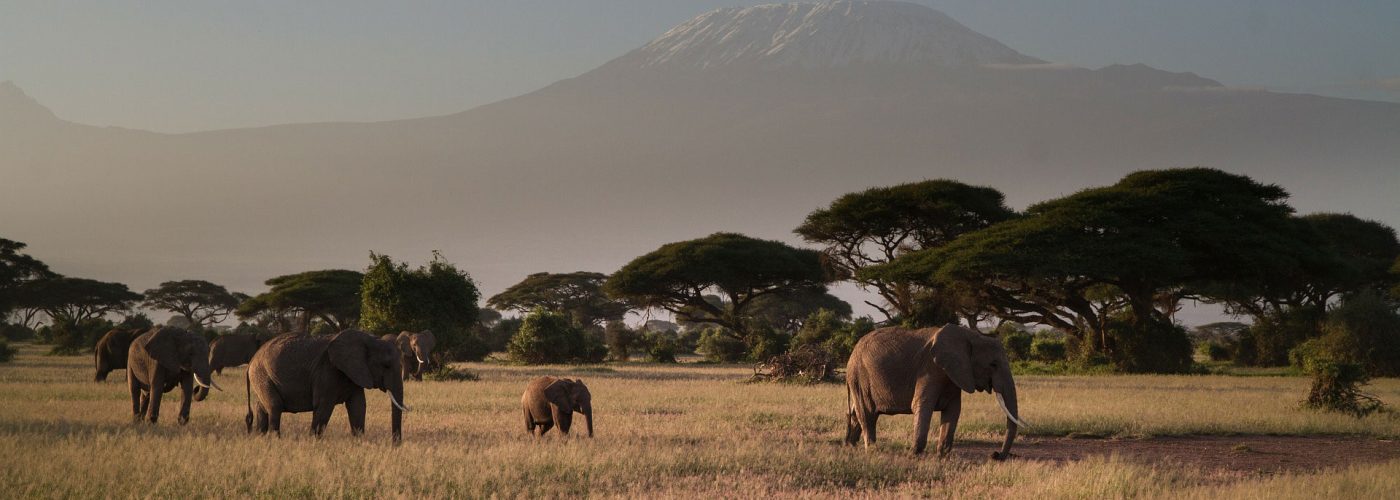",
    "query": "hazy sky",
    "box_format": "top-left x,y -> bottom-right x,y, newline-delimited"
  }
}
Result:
3,0 -> 1398,133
